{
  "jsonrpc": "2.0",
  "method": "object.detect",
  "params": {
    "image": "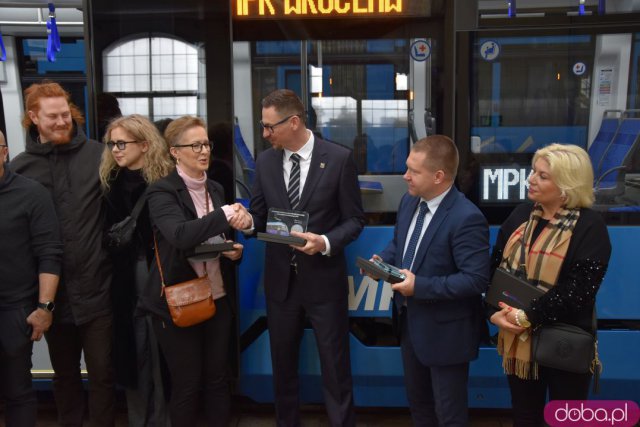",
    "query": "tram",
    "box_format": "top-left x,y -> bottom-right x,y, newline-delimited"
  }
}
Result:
0,0 -> 638,408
